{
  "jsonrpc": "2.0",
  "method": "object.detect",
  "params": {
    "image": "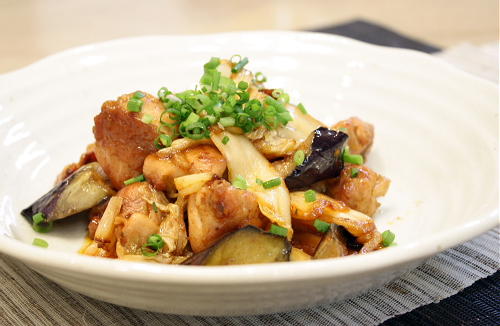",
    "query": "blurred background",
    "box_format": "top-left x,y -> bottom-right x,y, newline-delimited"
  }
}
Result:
0,0 -> 498,73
